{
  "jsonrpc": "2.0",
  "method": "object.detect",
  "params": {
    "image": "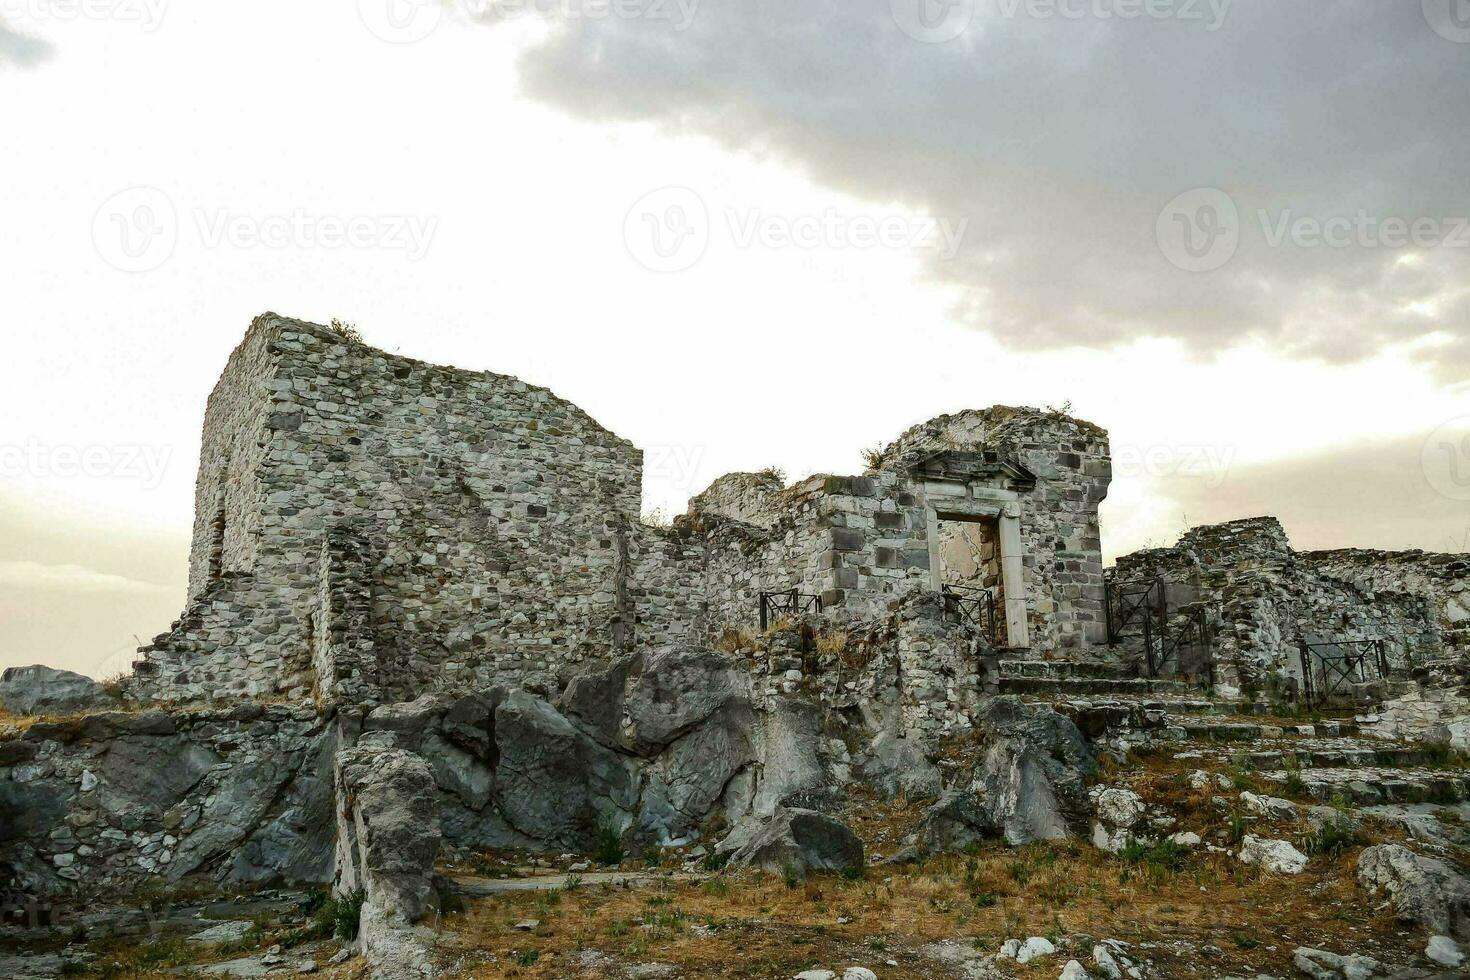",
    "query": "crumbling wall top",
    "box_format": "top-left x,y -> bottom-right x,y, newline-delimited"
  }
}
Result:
874,406 -> 1109,472
1176,516 -> 1293,561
